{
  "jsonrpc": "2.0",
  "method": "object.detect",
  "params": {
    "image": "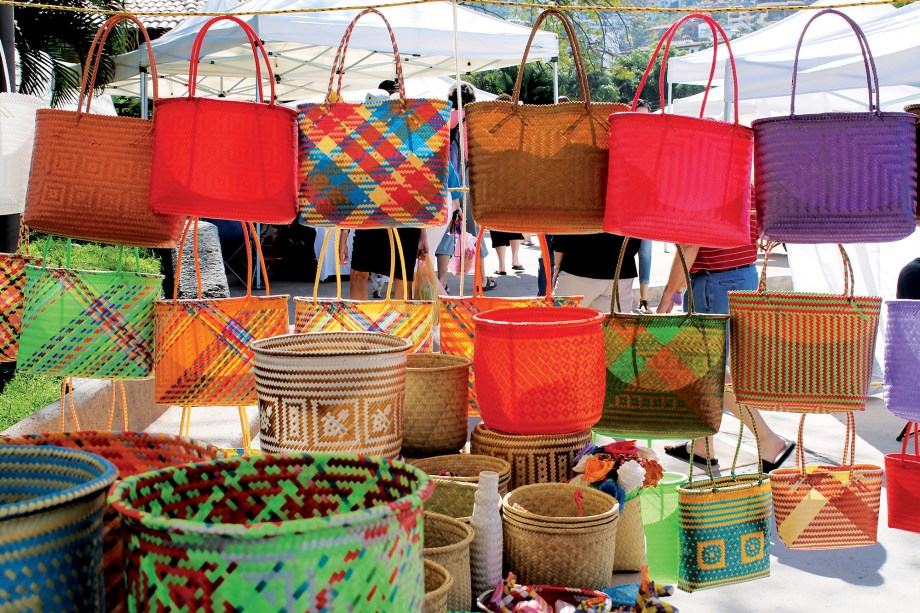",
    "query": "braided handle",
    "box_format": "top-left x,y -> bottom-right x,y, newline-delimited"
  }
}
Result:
327,9 -> 405,104
174,220 -> 269,301
188,16 -> 276,104
758,243 -> 854,297
610,238 -> 695,315
512,9 -> 590,109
